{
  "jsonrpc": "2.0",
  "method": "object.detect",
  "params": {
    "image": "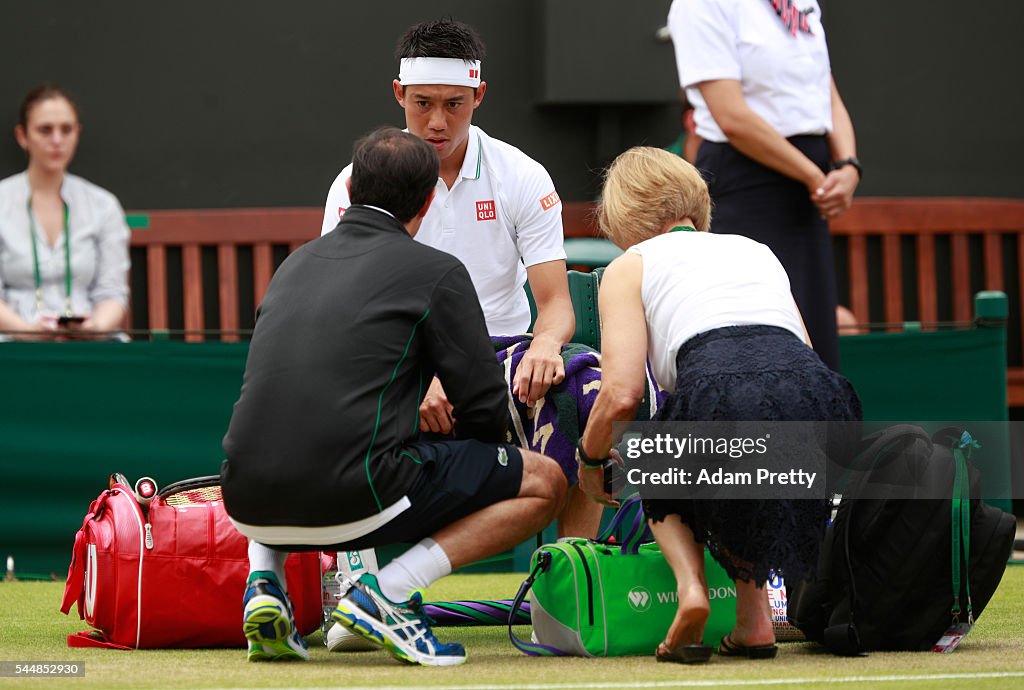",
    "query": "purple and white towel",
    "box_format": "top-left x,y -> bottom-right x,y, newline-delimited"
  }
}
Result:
493,335 -> 663,480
